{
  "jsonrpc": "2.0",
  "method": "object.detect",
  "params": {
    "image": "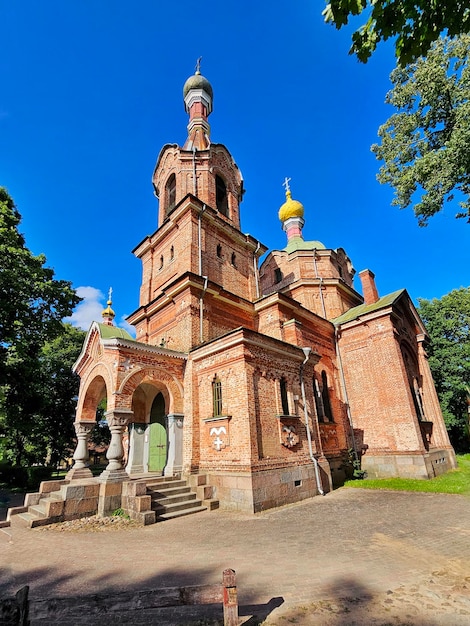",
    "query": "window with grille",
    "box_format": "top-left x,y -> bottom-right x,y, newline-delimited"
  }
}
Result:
212,377 -> 223,417
166,174 -> 176,214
